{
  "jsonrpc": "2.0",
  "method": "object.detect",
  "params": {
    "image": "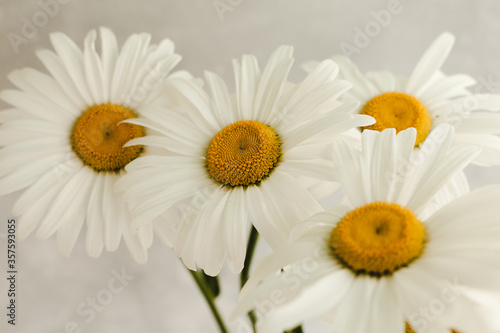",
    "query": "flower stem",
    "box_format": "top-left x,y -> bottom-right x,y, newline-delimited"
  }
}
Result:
188,269 -> 229,333
284,326 -> 304,333
240,226 -> 259,332
241,226 -> 259,287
